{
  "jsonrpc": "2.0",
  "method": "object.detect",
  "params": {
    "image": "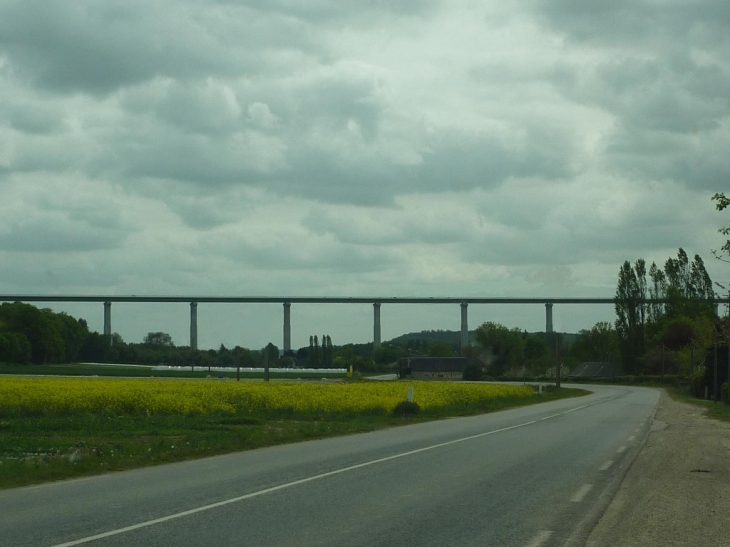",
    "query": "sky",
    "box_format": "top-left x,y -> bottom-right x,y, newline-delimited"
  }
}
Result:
1,0 -> 728,350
